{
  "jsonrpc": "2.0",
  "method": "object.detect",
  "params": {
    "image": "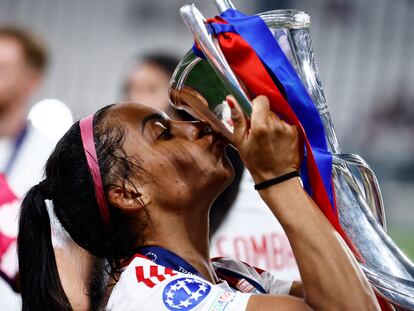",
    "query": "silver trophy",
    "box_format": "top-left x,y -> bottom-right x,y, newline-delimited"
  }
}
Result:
169,1 -> 414,309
